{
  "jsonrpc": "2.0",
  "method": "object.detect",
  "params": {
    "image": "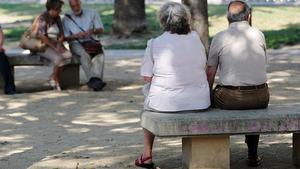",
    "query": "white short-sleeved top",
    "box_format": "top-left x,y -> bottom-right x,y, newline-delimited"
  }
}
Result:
62,8 -> 104,42
141,31 -> 211,112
